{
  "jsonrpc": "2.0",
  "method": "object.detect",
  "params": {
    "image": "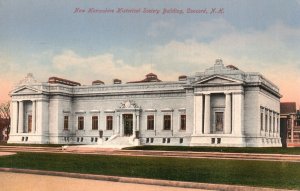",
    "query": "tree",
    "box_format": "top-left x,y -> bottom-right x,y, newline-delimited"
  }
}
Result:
0,101 -> 10,141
